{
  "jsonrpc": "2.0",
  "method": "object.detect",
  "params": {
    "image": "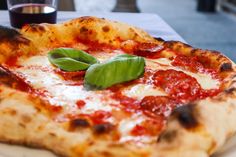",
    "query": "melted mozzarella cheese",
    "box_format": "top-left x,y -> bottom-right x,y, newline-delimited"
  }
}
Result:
118,114 -> 156,143
17,56 -> 117,114
183,70 -> 219,89
19,56 -> 51,67
16,56 -> 219,113
122,84 -> 166,100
